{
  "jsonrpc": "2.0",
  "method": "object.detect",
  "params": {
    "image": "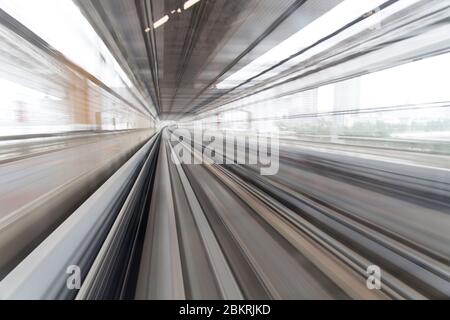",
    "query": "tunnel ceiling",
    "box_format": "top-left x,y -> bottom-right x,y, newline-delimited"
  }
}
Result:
76,0 -> 342,120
